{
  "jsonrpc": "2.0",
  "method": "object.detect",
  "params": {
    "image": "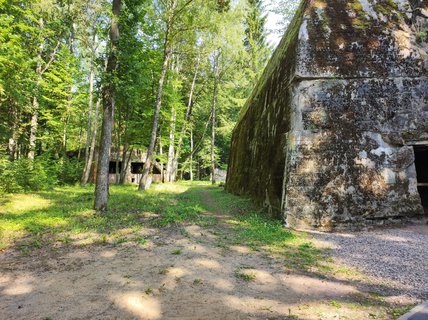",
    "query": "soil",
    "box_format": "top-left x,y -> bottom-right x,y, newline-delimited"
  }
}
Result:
0,188 -> 418,320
